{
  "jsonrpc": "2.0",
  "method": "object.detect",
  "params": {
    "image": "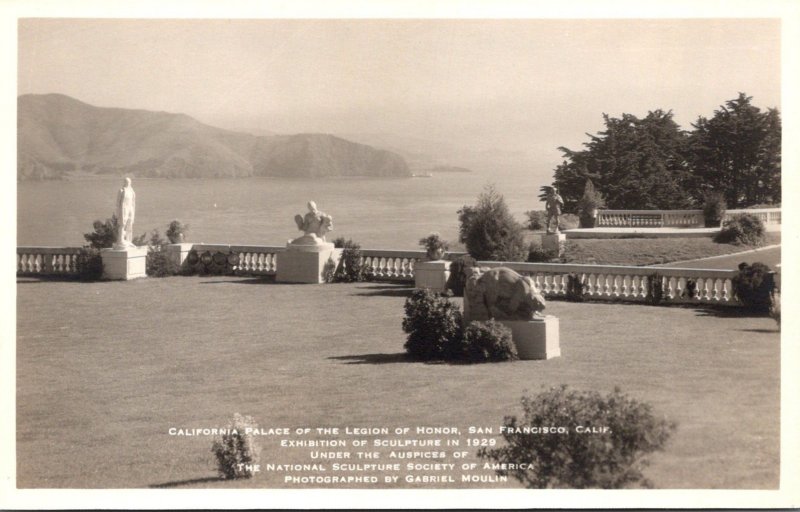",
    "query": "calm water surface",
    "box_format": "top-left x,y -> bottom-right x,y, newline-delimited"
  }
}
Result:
18,168 -> 543,249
